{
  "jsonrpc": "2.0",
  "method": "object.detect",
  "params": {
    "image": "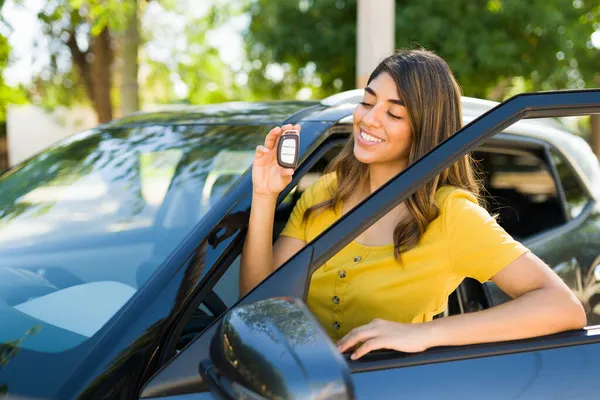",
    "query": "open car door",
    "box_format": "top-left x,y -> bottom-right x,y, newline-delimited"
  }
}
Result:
141,89 -> 600,399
